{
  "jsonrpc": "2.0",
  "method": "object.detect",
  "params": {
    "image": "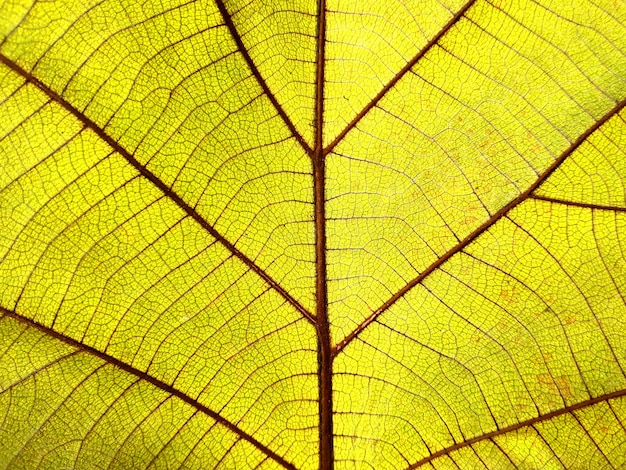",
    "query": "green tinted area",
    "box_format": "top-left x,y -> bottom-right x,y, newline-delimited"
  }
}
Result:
0,315 -> 282,469
226,0 -> 318,144
326,0 -> 626,343
0,65 -> 318,468
323,0 -> 467,144
0,0 -> 317,313
335,198 -> 626,468
425,397 -> 626,469
537,109 -> 626,208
